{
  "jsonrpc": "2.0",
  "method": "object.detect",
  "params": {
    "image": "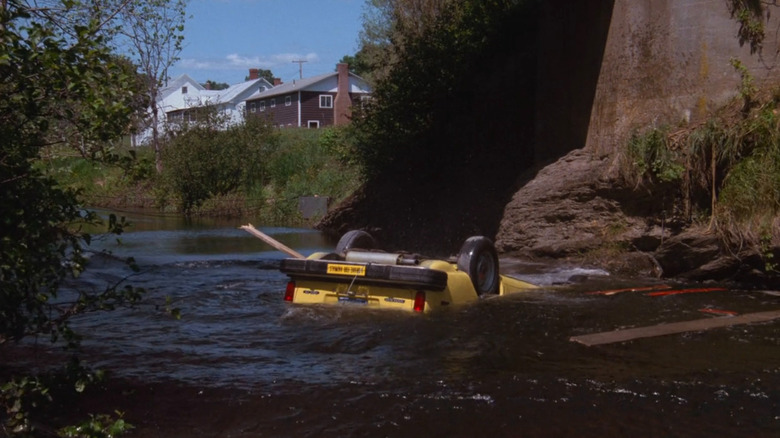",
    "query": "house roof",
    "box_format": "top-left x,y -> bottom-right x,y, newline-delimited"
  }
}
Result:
248,71 -> 370,100
161,75 -> 274,111
214,78 -> 274,103
160,74 -> 203,99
